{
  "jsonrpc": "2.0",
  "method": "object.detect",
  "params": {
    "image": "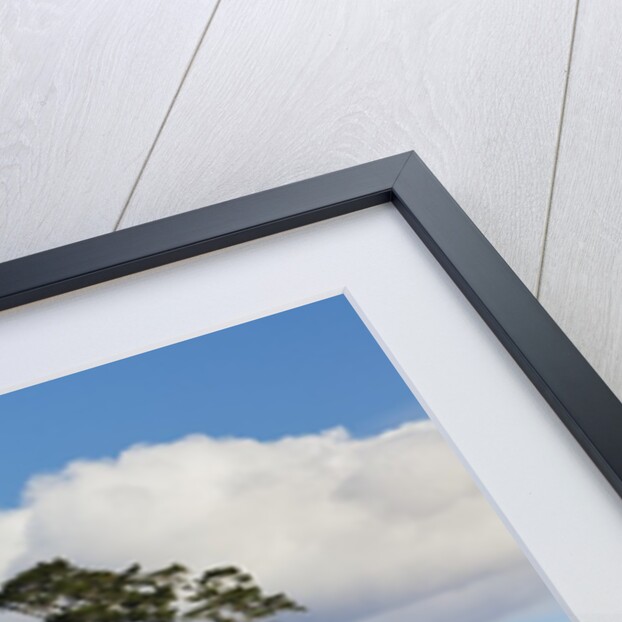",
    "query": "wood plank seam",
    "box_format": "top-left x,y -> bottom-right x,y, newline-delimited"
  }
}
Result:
535,0 -> 581,299
112,0 -> 225,232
